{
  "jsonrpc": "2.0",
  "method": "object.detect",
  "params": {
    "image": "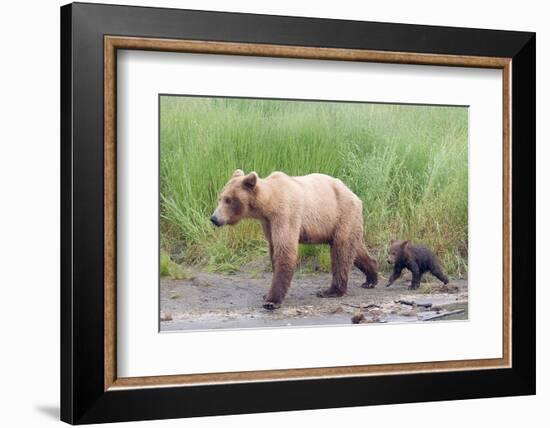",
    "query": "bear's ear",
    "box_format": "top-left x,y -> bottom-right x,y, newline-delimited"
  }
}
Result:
232,169 -> 244,178
401,240 -> 410,248
242,171 -> 258,190
390,239 -> 396,245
